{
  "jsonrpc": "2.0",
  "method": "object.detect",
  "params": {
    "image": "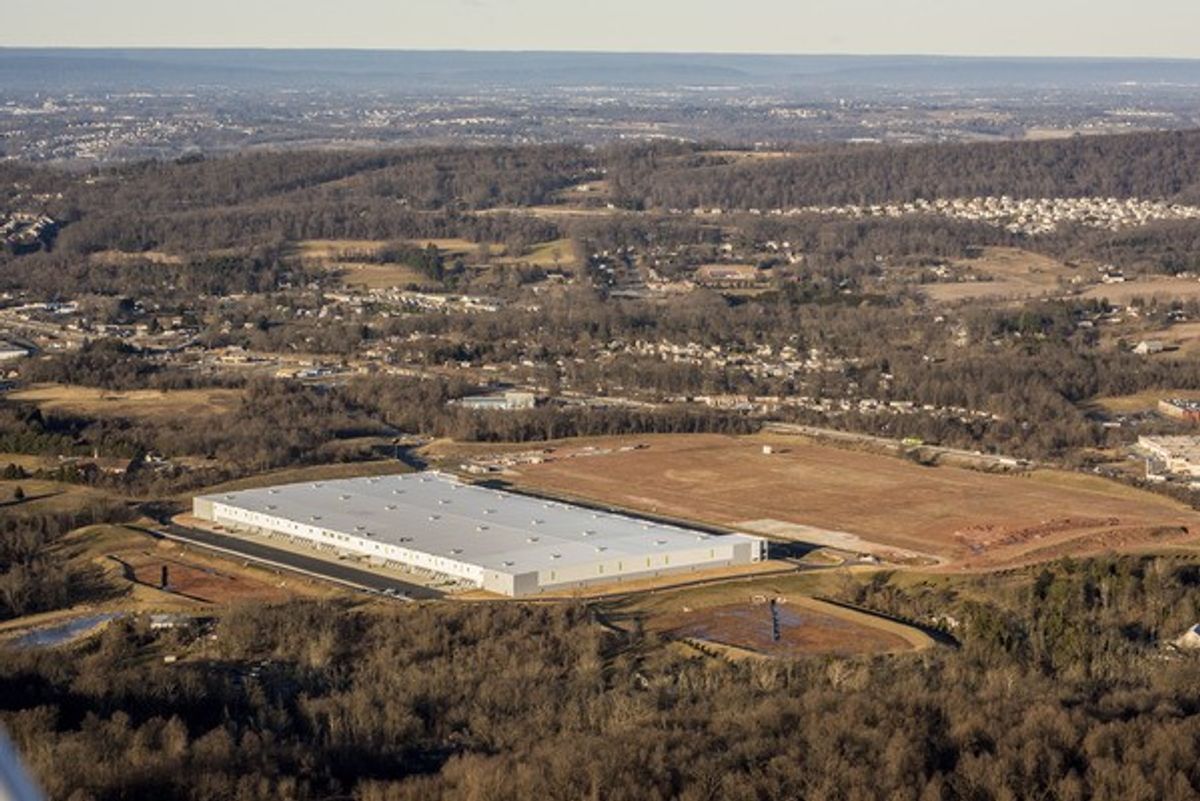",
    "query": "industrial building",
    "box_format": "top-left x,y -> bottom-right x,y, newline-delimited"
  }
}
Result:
1138,435 -> 1200,483
1158,398 -> 1200,423
193,472 -> 767,596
